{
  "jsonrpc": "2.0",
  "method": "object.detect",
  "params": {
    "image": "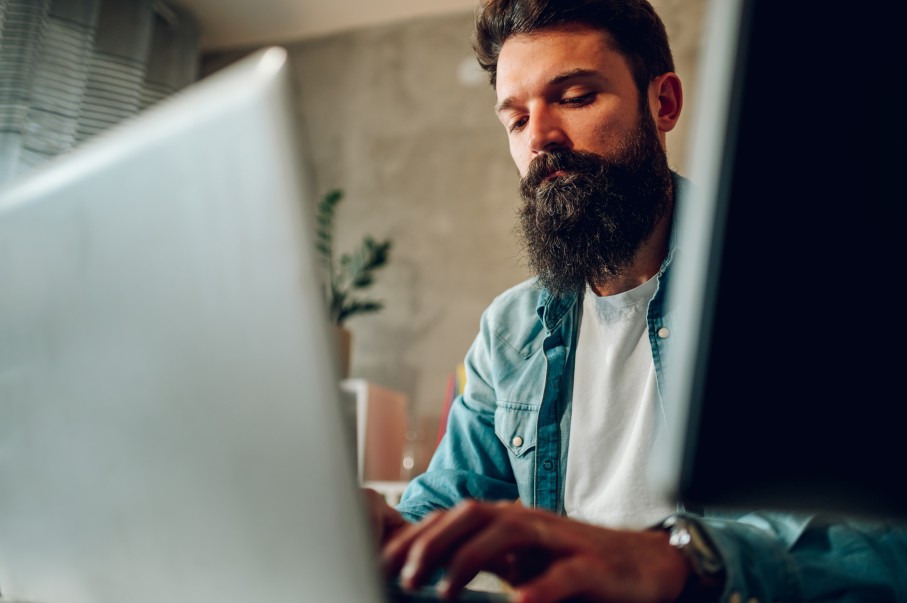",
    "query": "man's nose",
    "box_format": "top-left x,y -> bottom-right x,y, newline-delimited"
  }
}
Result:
528,109 -> 569,155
